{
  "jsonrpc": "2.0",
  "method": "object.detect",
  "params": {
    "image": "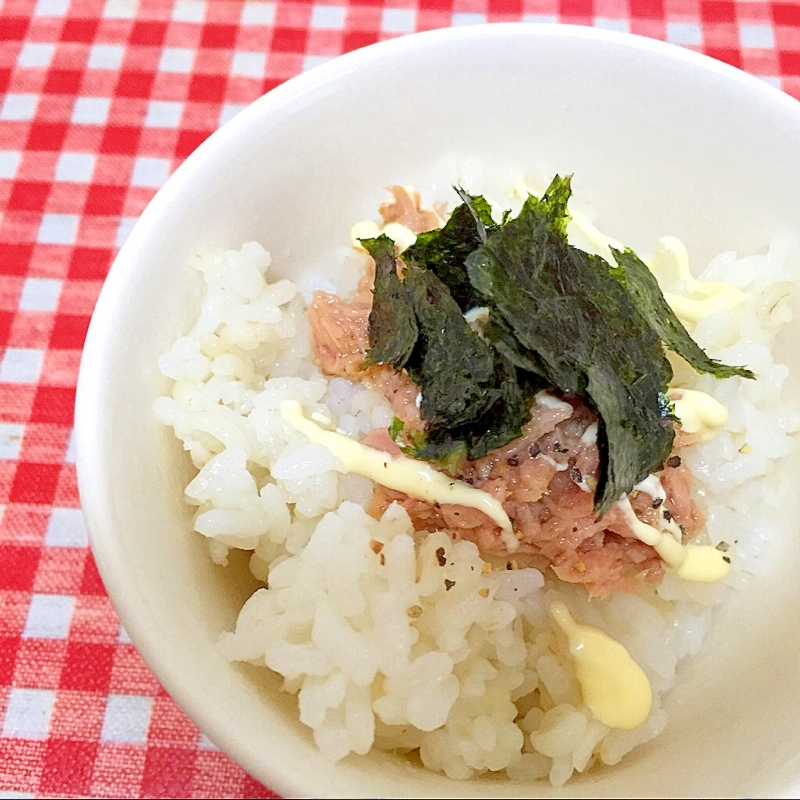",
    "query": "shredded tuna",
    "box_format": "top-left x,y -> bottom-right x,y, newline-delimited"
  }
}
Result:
379,186 -> 445,234
369,393 -> 704,598
307,192 -> 704,598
